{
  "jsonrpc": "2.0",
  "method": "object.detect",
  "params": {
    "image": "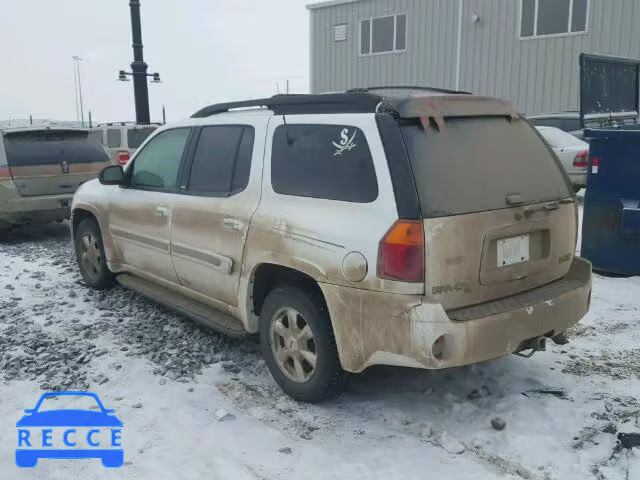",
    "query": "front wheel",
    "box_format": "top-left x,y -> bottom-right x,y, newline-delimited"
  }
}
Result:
260,285 -> 345,403
74,217 -> 115,289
